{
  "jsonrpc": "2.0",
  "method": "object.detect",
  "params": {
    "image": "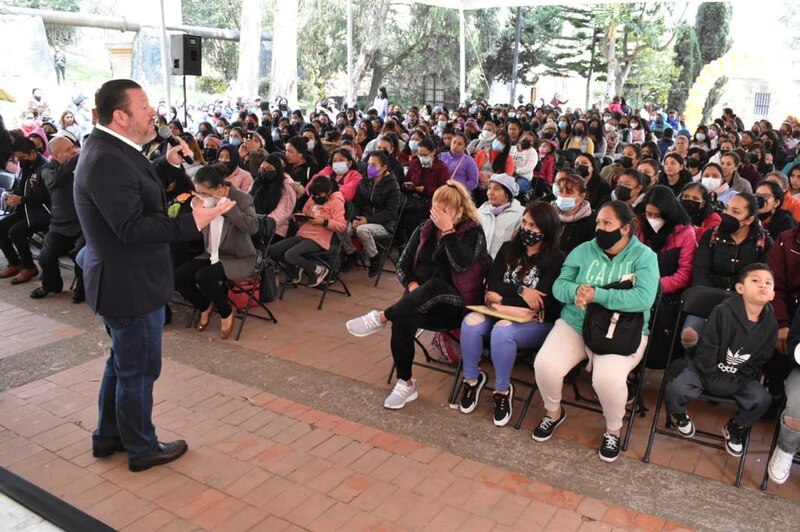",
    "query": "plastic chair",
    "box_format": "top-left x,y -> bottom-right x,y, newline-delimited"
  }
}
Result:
641,286 -> 757,487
